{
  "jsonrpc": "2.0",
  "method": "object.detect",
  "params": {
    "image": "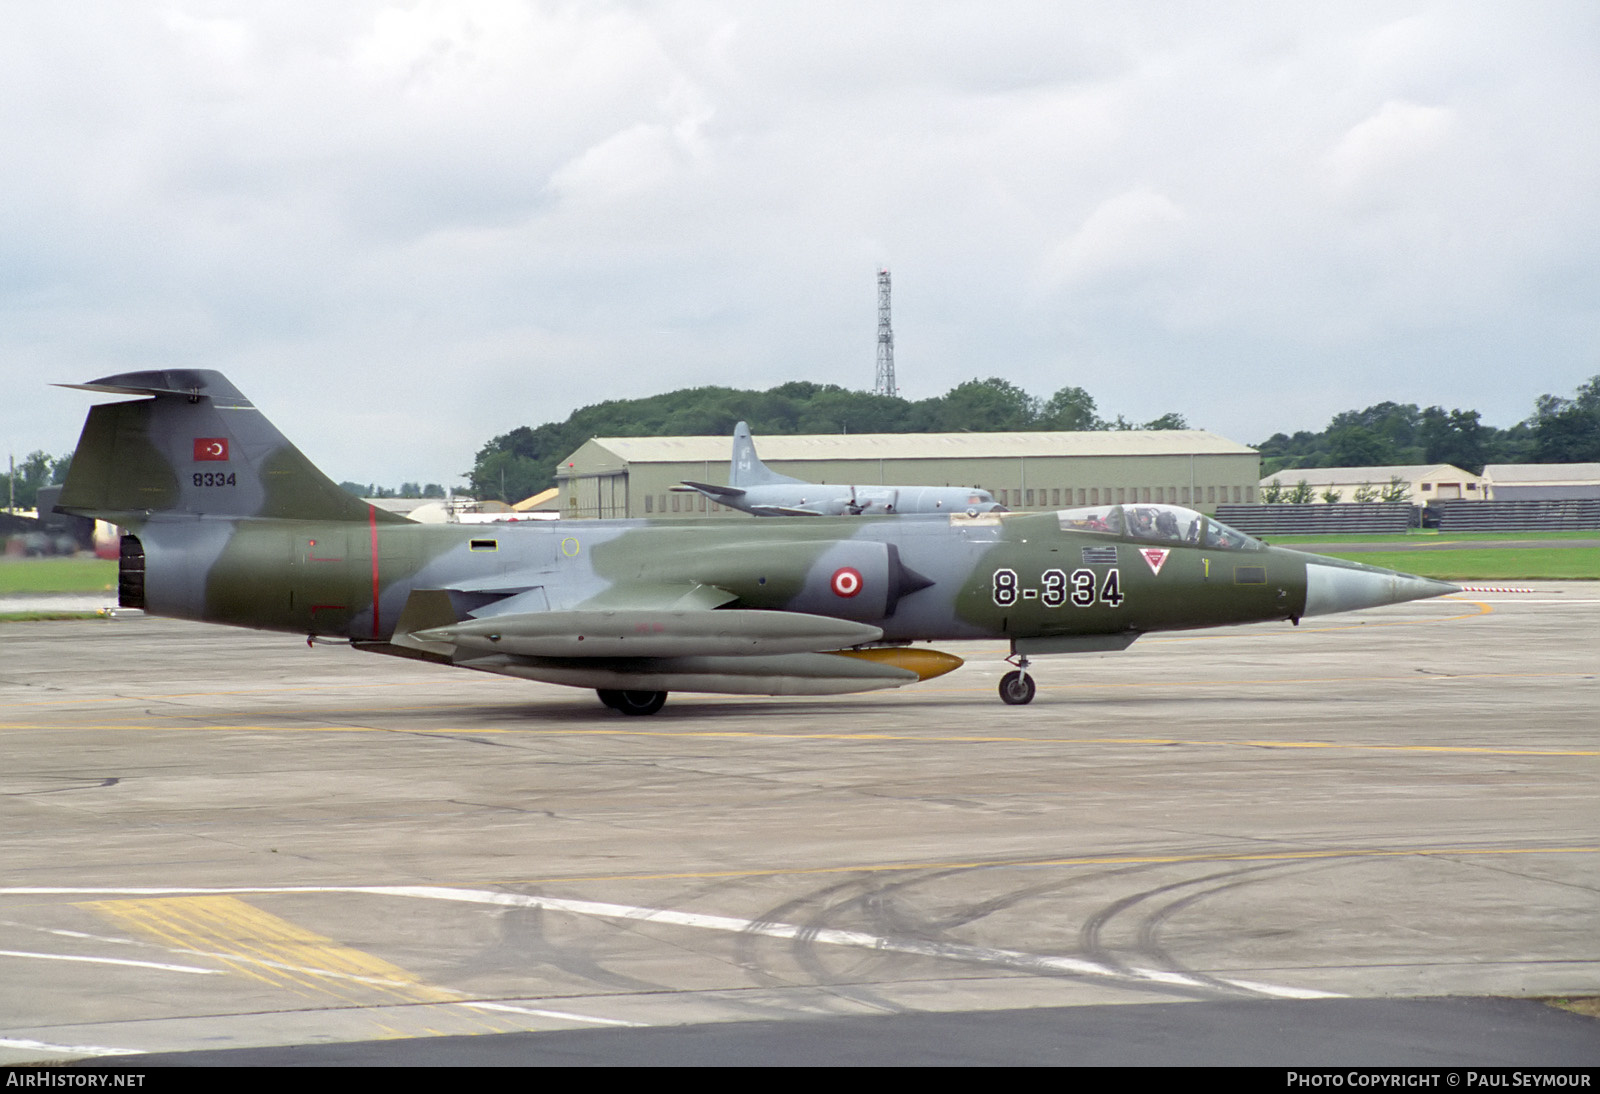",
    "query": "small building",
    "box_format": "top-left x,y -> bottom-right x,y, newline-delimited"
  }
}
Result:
1258,464 -> 1484,504
556,430 -> 1260,520
1481,463 -> 1600,501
